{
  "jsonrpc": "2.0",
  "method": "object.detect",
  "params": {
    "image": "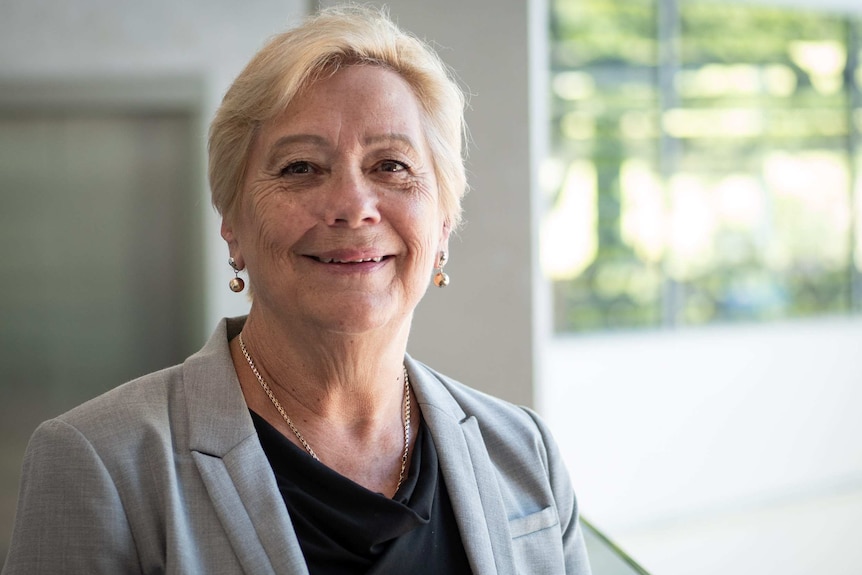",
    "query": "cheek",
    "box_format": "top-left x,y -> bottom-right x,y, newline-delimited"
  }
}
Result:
404,220 -> 443,273
242,189 -> 300,265
255,220 -> 293,265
